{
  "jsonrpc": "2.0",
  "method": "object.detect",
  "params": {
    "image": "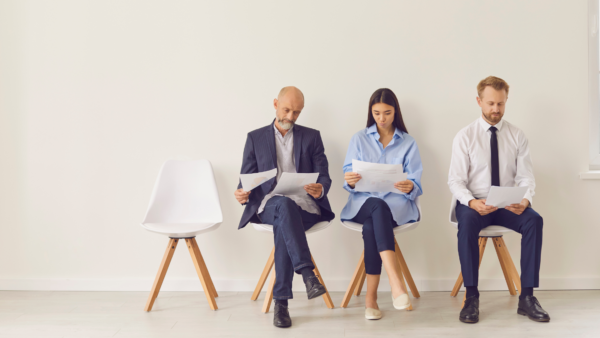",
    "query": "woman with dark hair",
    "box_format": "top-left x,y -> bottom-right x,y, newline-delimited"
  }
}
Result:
341,88 -> 423,320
